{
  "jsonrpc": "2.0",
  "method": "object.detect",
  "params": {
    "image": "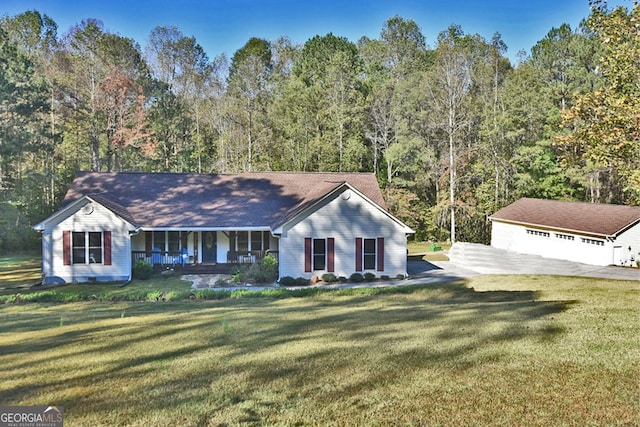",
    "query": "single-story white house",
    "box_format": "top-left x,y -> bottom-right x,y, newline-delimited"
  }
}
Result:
33,172 -> 414,284
489,198 -> 640,267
